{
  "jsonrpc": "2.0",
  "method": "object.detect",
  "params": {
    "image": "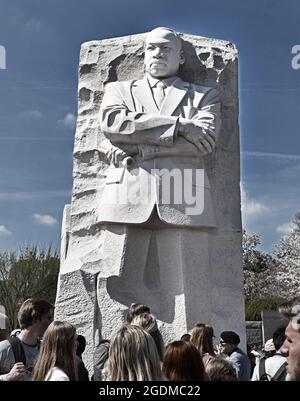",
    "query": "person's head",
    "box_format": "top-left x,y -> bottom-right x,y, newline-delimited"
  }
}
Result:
105,324 -> 162,381
263,338 -> 276,358
163,340 -> 207,381
76,334 -> 86,357
279,297 -> 300,380
131,312 -> 165,361
126,303 -> 150,323
273,326 -> 287,353
18,298 -> 53,337
190,323 -> 215,356
206,357 -> 237,381
180,333 -> 191,342
32,321 -> 77,381
144,27 -> 184,79
0,313 -> 11,341
219,331 -> 240,355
